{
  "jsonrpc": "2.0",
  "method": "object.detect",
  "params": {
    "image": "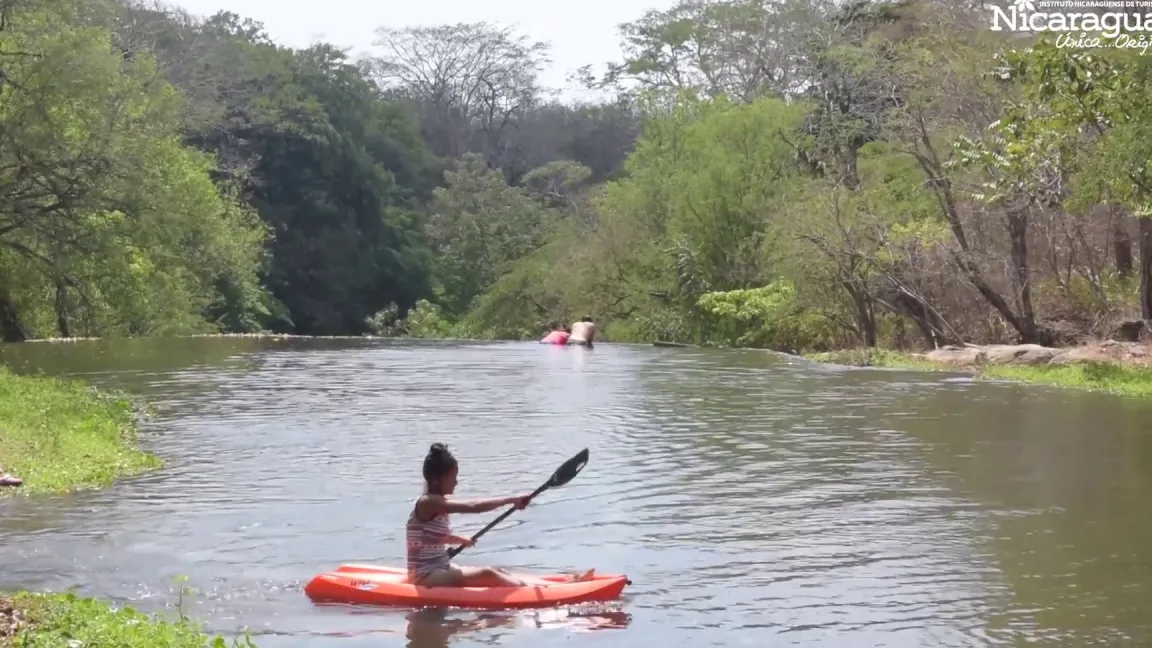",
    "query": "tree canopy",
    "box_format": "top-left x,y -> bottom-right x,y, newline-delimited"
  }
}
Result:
4,0 -> 1151,351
